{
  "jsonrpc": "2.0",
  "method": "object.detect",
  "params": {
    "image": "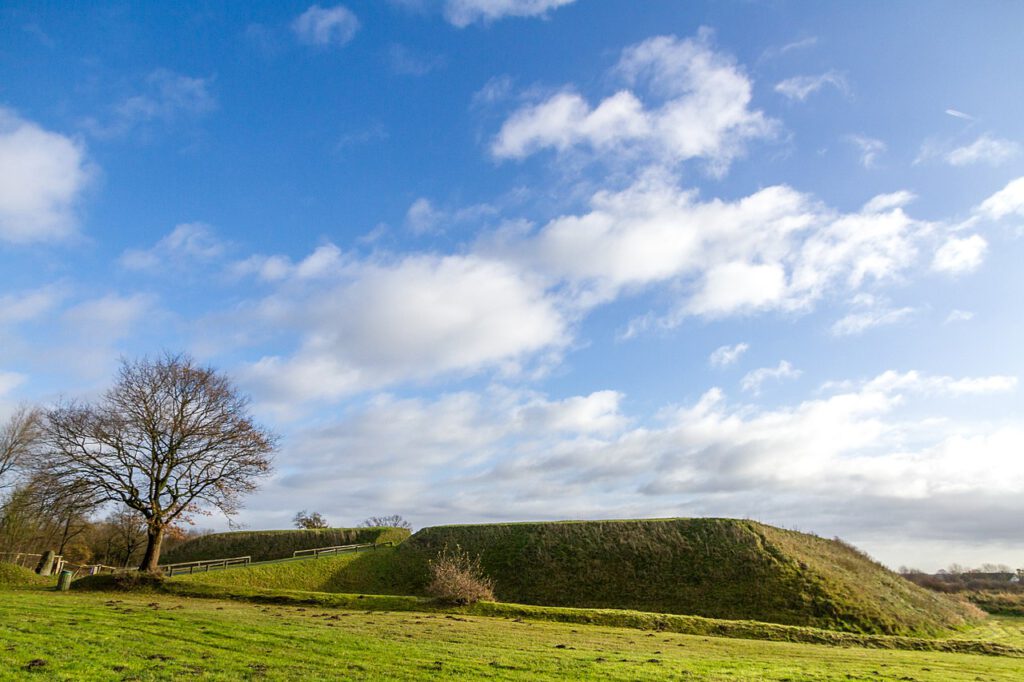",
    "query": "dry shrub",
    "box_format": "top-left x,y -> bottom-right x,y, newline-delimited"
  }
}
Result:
426,544 -> 494,605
